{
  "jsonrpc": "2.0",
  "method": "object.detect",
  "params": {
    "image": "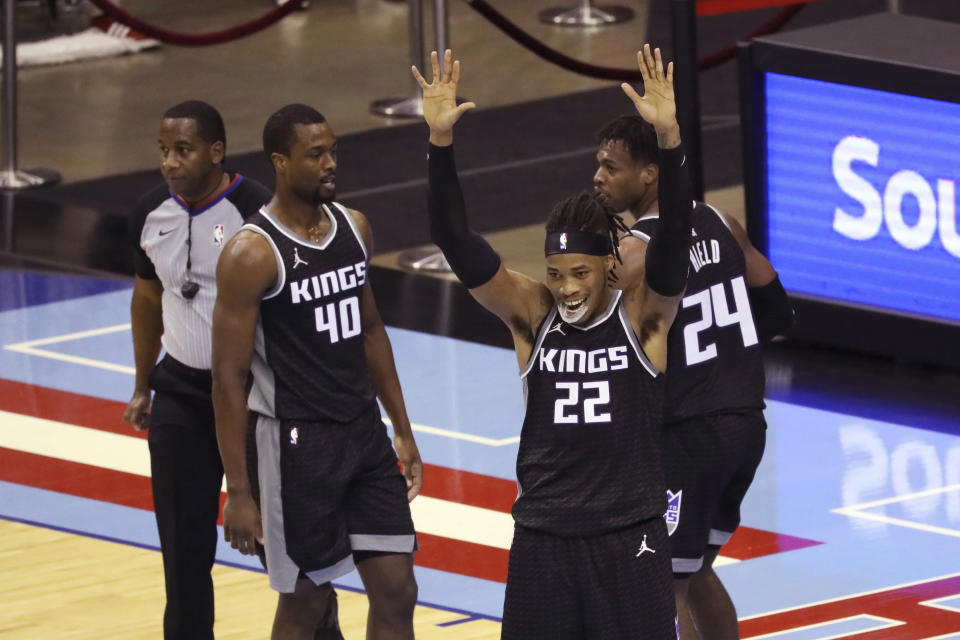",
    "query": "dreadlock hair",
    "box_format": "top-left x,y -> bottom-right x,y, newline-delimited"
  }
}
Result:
596,115 -> 659,166
545,191 -> 631,264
